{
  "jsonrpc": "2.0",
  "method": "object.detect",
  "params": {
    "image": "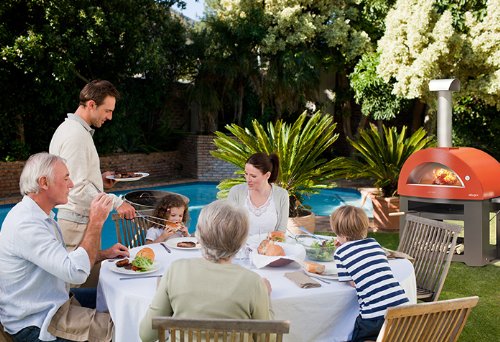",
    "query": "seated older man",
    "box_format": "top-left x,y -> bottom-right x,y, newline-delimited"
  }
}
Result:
0,152 -> 129,342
